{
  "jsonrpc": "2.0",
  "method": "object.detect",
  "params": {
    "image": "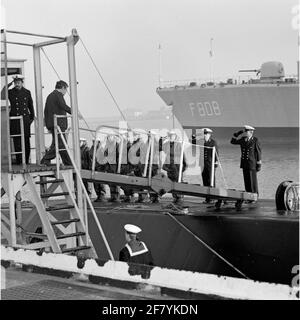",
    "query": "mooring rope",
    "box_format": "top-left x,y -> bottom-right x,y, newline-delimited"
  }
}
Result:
163,211 -> 250,279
